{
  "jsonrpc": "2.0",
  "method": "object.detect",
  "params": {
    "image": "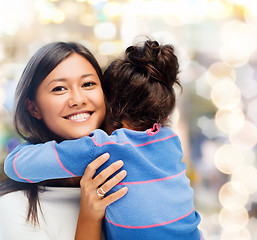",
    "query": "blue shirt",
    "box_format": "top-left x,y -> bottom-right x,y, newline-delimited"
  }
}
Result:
4,124 -> 203,239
